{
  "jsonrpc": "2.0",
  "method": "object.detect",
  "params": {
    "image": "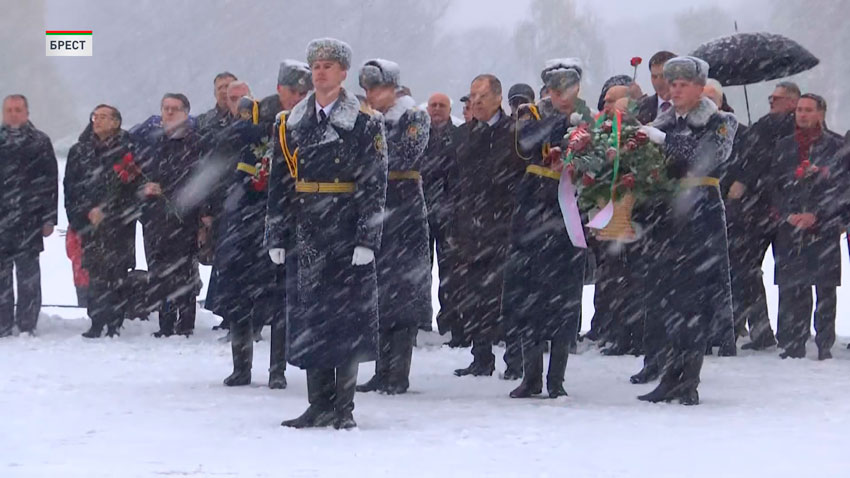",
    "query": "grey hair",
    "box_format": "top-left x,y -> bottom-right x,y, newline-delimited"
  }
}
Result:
776,81 -> 801,98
